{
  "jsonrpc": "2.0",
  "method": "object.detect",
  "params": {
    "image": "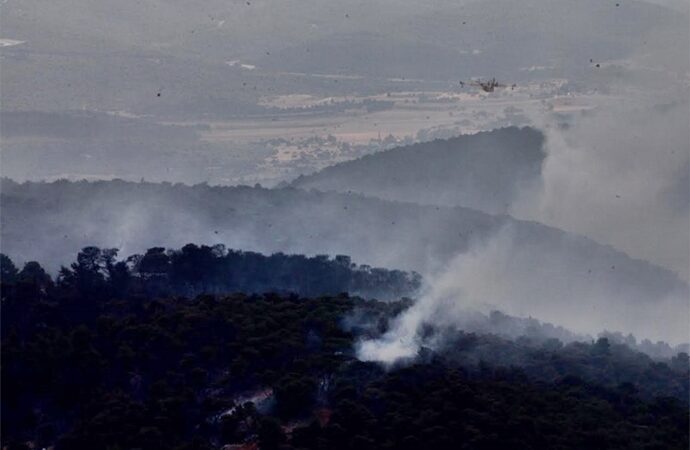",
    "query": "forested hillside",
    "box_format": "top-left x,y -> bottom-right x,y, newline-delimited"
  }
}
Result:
2,265 -> 688,449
